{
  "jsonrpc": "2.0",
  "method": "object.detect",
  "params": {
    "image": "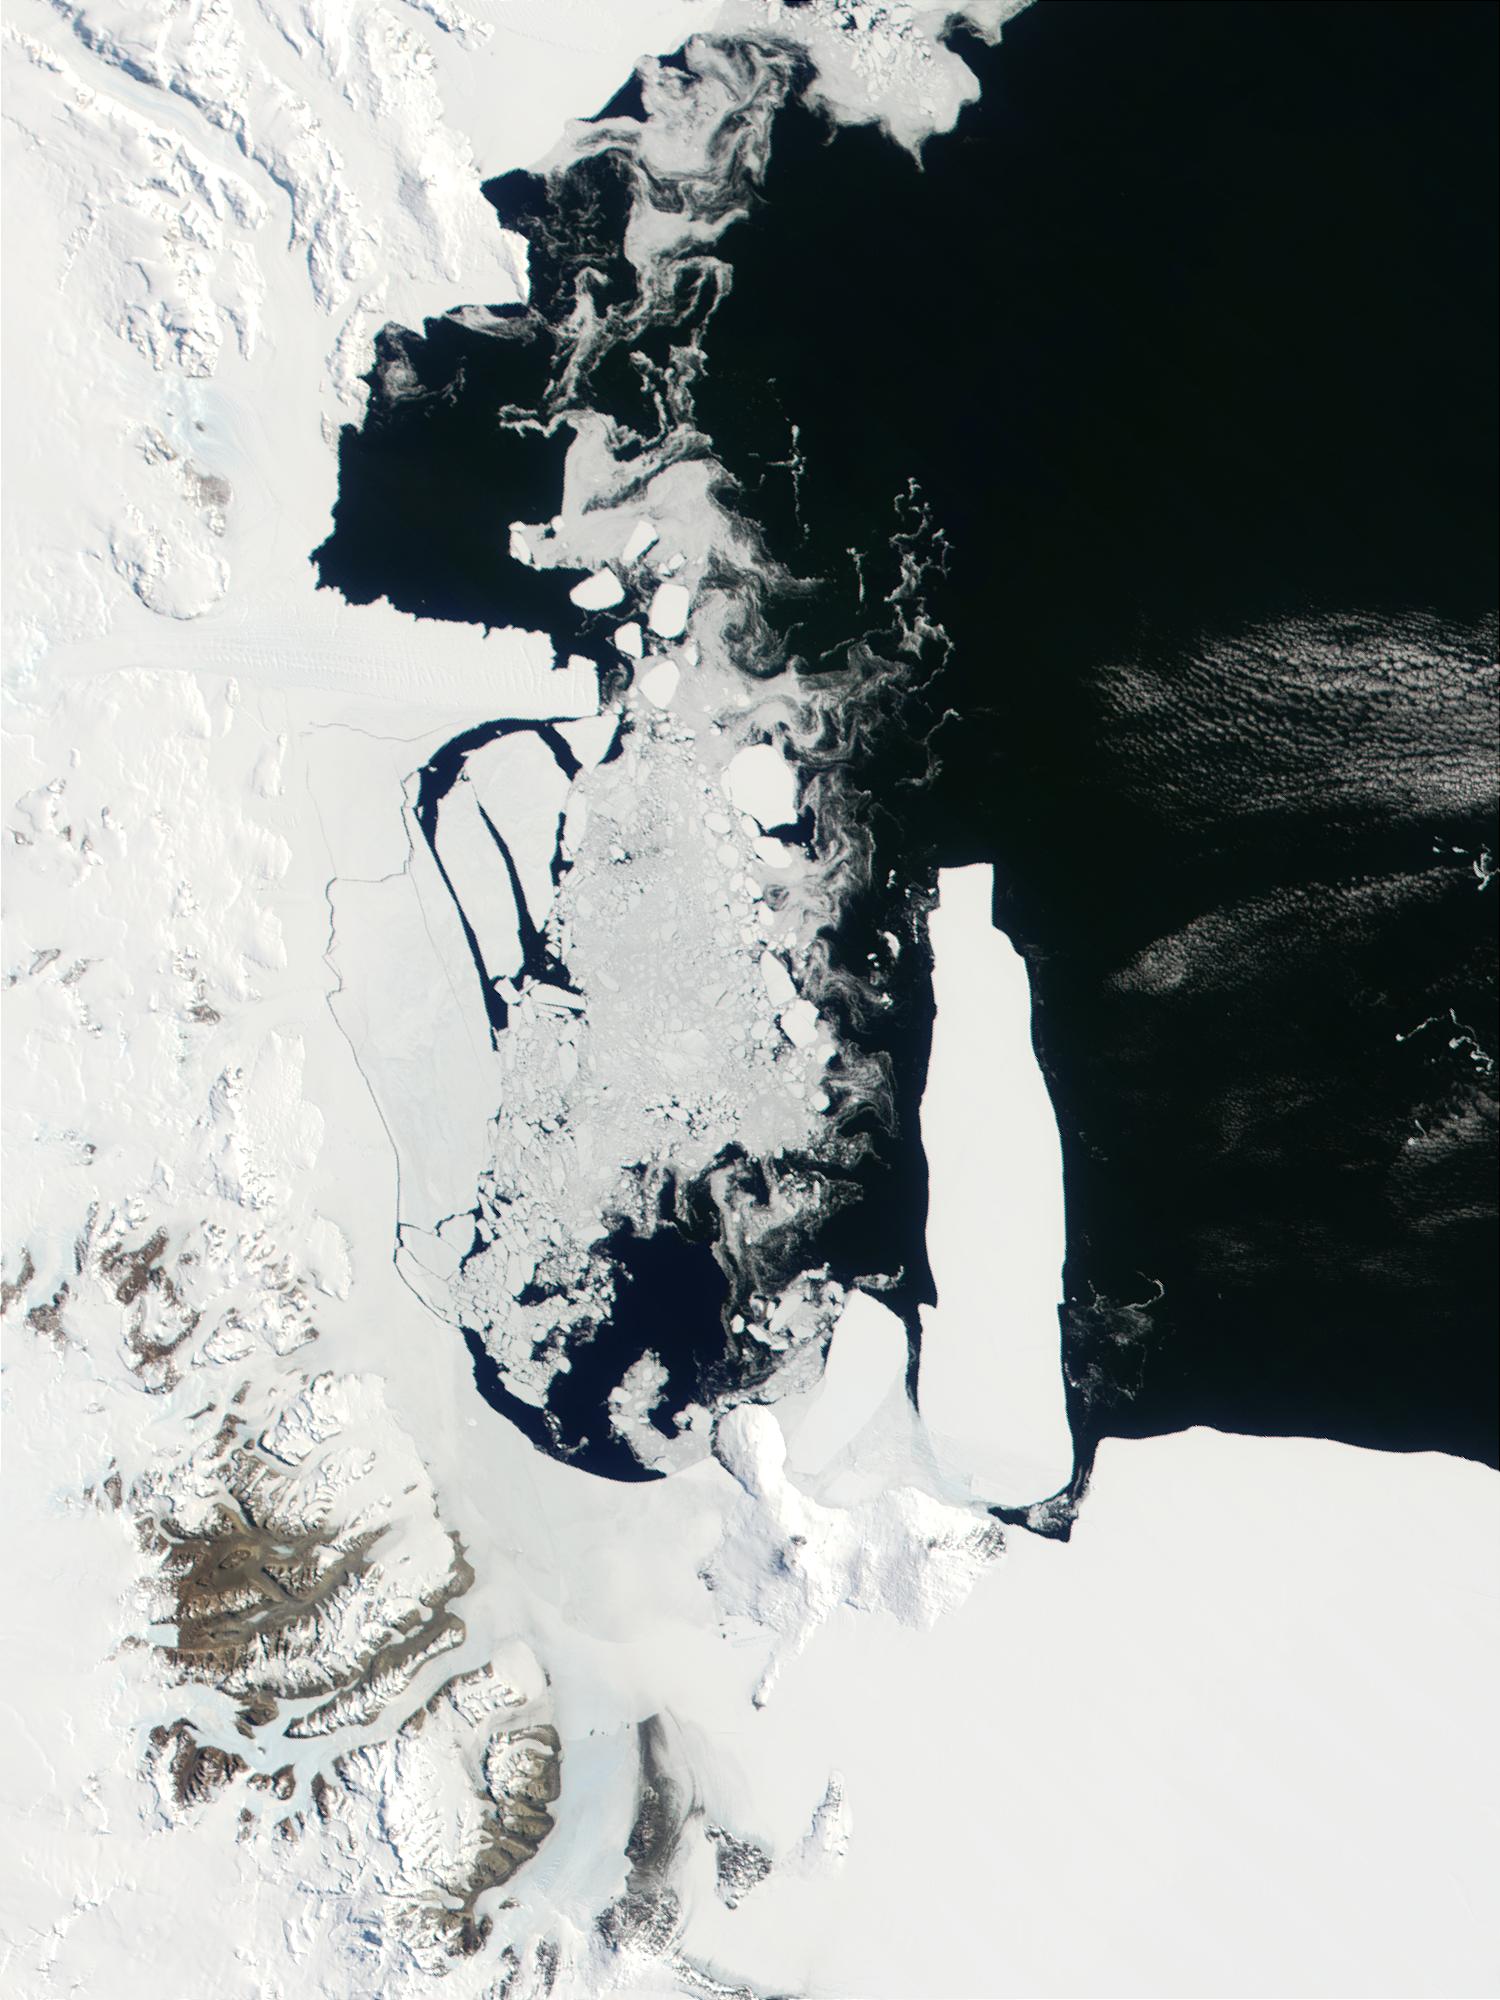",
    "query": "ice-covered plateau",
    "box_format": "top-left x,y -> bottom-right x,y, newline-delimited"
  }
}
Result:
3,3 -> 1497,2000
